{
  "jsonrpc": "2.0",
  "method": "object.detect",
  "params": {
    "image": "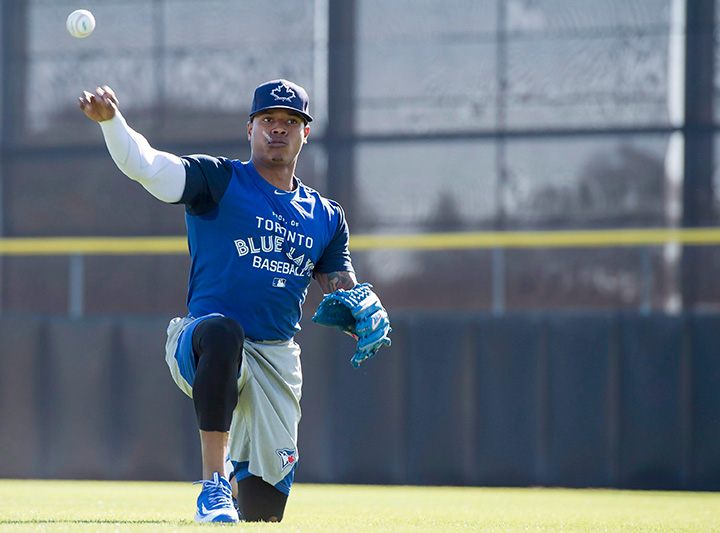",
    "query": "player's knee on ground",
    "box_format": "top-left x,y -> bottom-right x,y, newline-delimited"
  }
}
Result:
237,475 -> 288,522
